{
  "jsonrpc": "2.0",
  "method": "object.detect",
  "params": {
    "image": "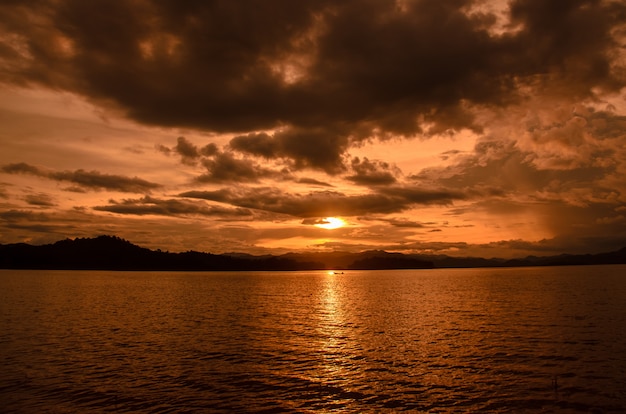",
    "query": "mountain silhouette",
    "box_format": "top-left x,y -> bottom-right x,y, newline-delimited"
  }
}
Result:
0,235 -> 322,271
1,235 -> 625,271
